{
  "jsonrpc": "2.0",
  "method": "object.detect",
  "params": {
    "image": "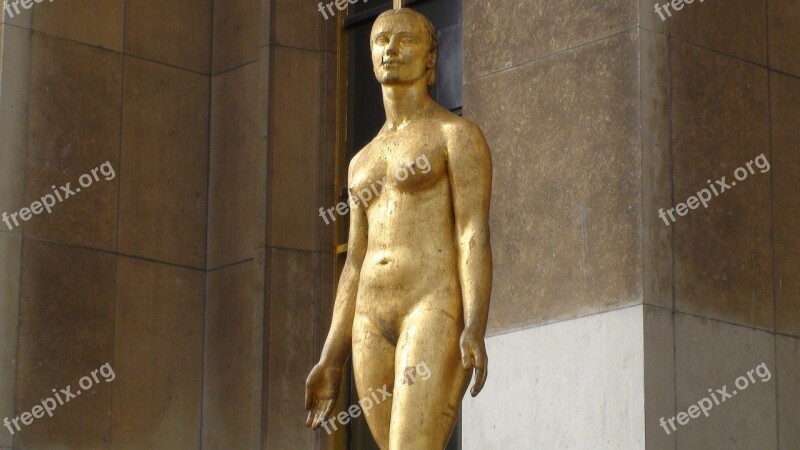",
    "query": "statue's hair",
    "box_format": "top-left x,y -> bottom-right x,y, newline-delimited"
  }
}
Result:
373,8 -> 438,86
